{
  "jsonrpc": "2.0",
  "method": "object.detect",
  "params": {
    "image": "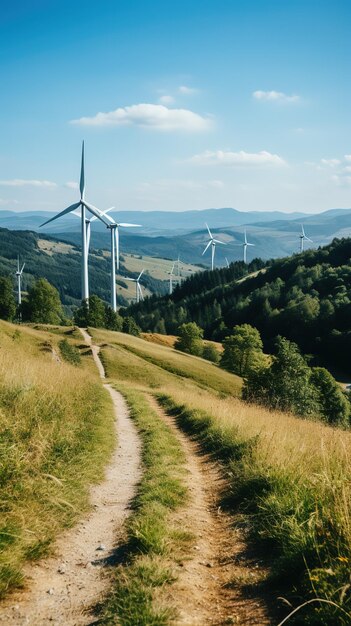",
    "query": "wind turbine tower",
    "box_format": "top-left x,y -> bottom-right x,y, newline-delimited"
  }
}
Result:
202,223 -> 226,270
242,230 -> 255,264
40,141 -> 106,302
15,257 -> 25,307
299,225 -> 313,253
168,263 -> 175,295
101,213 -> 142,311
125,269 -> 145,303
